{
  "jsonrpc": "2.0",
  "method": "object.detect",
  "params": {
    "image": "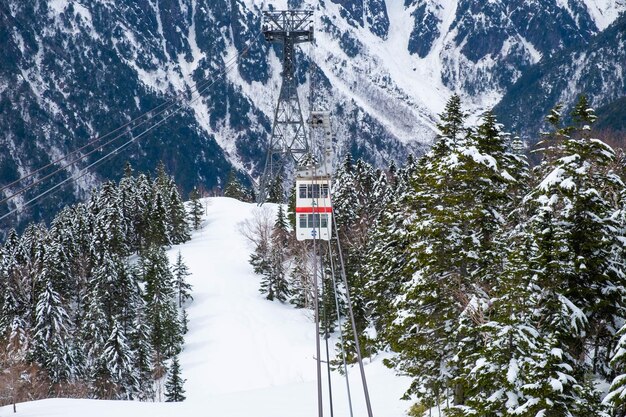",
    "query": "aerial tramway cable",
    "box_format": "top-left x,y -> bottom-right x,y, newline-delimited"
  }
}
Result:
1,32 -> 261,199
0,32 -> 263,219
331,214 -> 374,417
302,110 -> 373,417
